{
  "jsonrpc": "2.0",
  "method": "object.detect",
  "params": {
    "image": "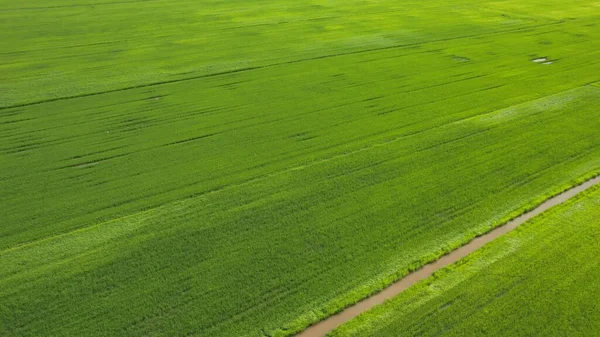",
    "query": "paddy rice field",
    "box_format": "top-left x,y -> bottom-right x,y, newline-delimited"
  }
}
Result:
1,0 -> 599,336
